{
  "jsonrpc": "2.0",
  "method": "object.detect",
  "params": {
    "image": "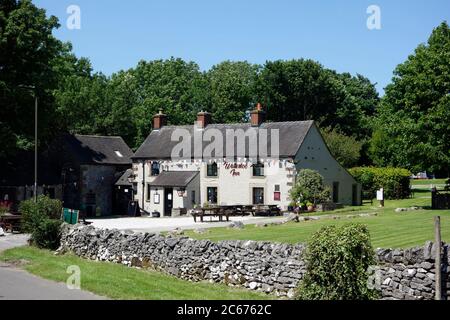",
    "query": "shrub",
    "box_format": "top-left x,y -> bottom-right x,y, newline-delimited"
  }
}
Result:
296,223 -> 377,300
290,169 -> 331,205
349,167 -> 411,199
30,219 -> 62,250
20,195 -> 62,233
